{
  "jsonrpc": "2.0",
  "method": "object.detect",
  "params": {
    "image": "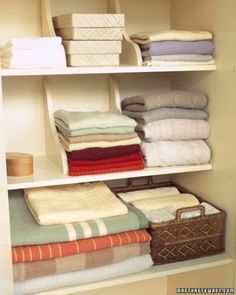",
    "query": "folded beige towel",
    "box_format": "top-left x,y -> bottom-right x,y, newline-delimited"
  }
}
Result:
130,30 -> 212,44
118,186 -> 180,203
58,132 -> 140,152
24,182 -> 128,225
131,193 -> 199,211
143,59 -> 215,67
60,132 -> 138,144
